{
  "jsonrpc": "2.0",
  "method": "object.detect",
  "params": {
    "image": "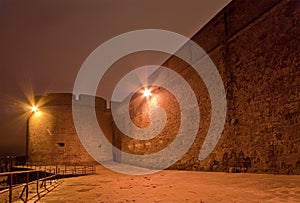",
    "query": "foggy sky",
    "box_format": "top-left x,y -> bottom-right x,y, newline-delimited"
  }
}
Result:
0,0 -> 231,156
